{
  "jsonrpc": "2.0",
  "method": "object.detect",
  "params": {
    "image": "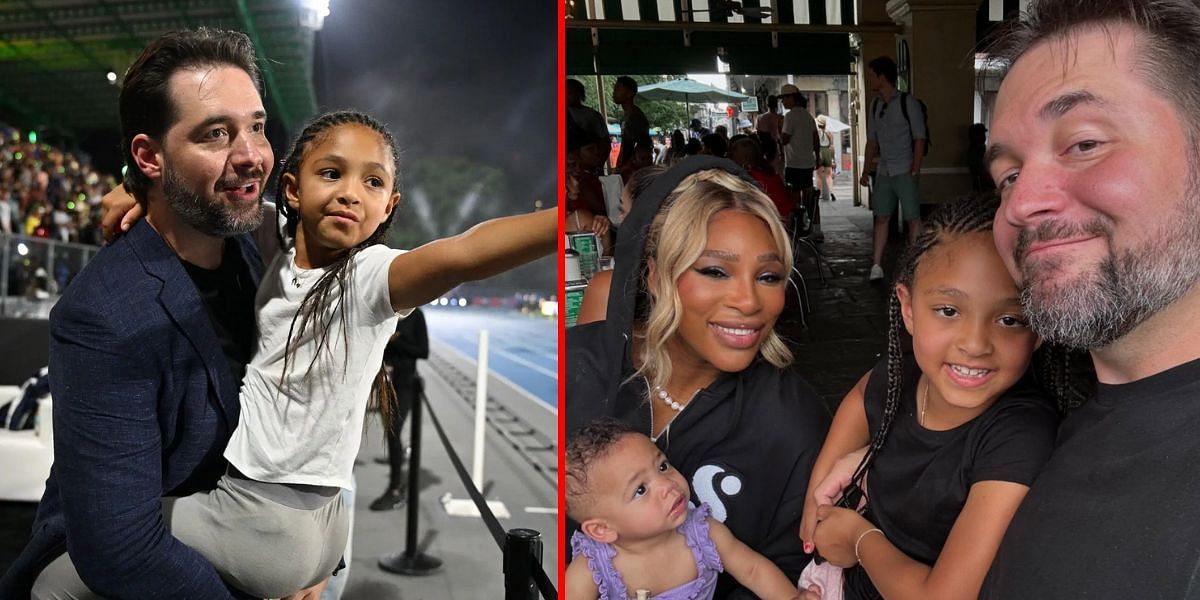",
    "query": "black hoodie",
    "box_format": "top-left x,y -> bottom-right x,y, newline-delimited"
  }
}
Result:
566,157 -> 831,598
